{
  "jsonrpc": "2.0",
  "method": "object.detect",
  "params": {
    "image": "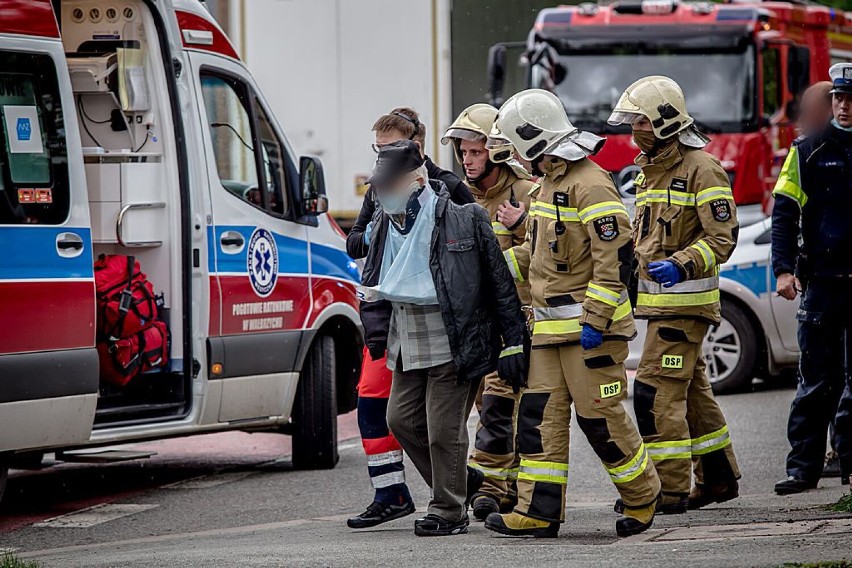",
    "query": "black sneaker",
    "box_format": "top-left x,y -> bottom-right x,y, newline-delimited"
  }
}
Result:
347,500 -> 416,529
466,466 -> 485,506
414,513 -> 469,536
